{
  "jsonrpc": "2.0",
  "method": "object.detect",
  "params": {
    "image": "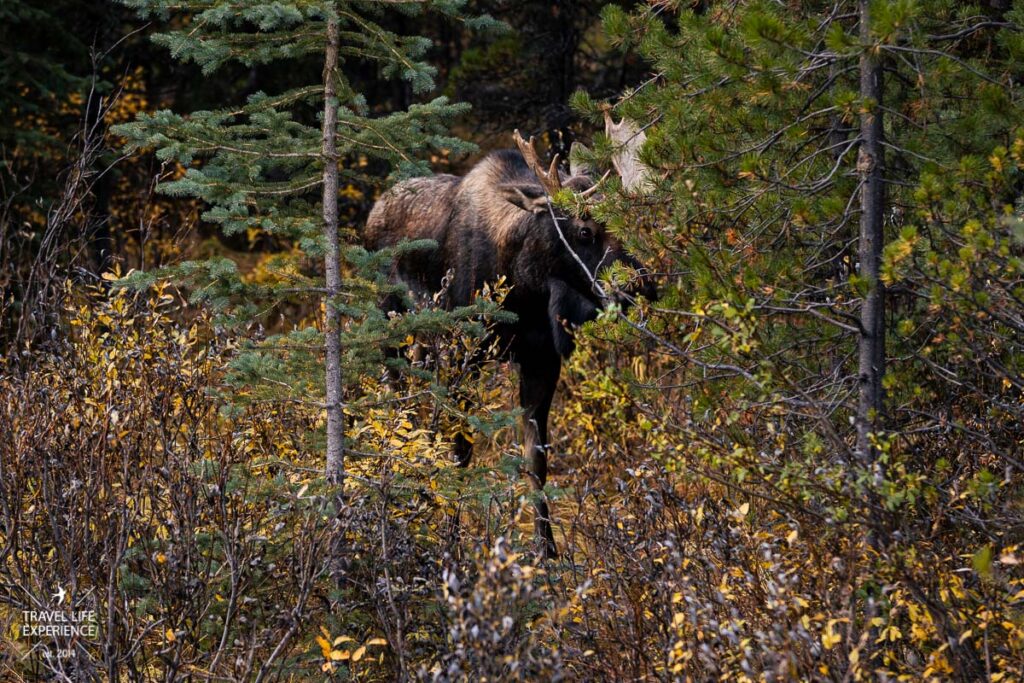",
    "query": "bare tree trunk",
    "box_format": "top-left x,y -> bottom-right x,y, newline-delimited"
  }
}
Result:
856,0 -> 885,470
322,16 -> 344,485
321,16 -> 348,589
84,78 -> 114,277
855,4 -> 888,664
